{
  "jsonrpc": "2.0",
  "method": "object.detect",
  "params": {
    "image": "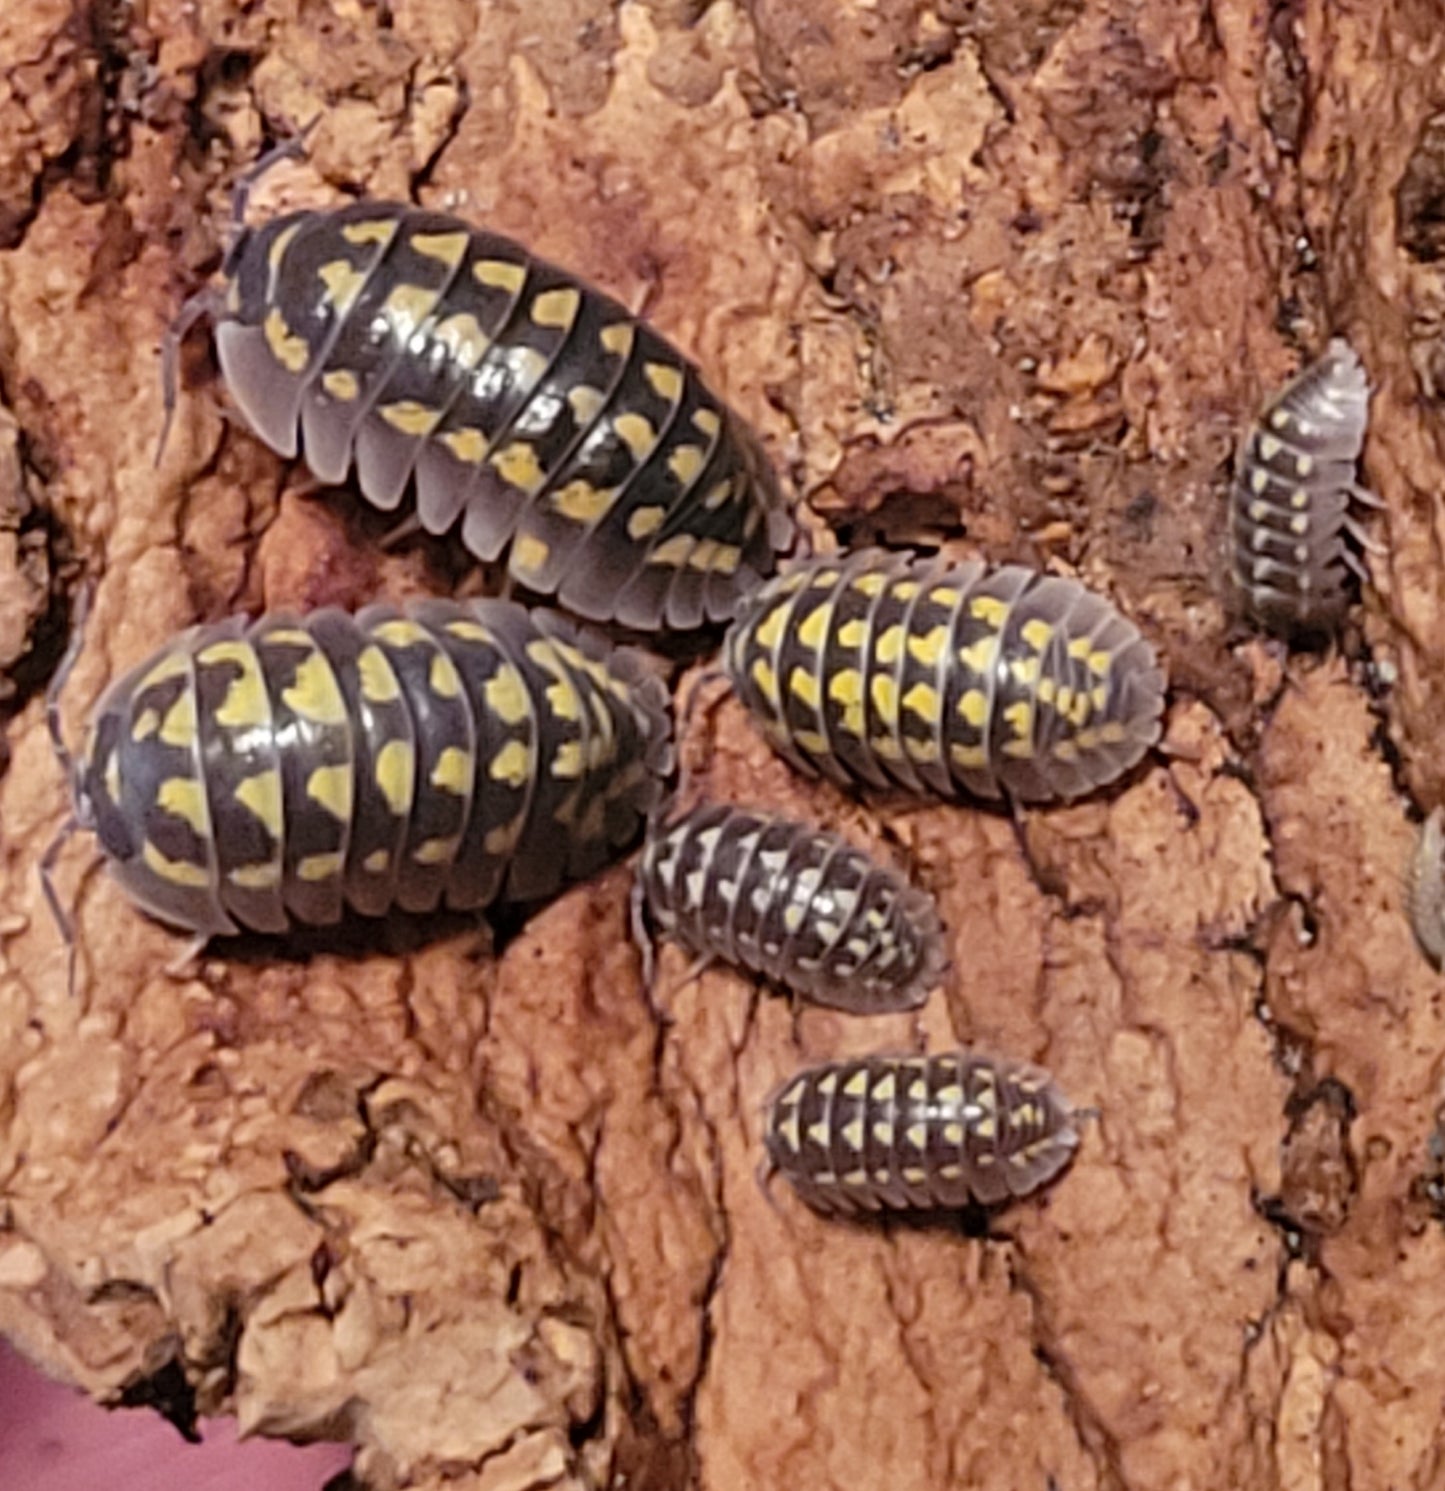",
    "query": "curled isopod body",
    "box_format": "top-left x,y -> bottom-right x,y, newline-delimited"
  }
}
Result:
637,802 -> 948,1012
1229,337 -> 1375,636
1407,807 -> 1445,969
722,548 -> 1166,804
59,597 -> 672,939
764,1050 -> 1081,1214
166,199 -> 794,631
